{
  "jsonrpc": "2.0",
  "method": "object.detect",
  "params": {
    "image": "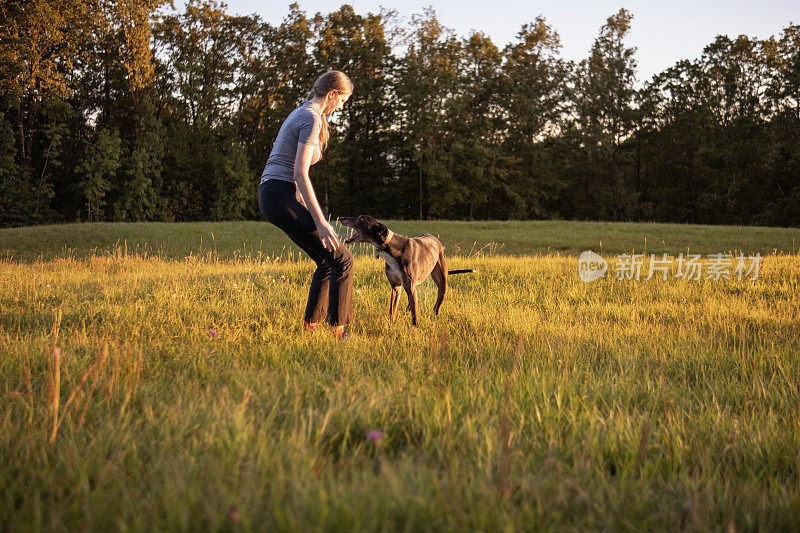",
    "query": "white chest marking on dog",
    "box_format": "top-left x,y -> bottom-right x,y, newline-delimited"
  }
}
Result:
379,251 -> 403,283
